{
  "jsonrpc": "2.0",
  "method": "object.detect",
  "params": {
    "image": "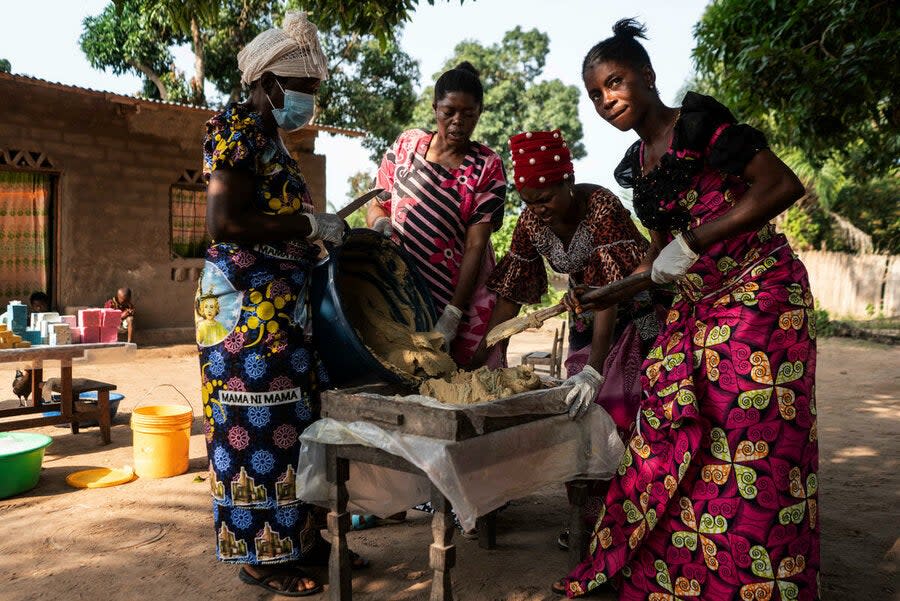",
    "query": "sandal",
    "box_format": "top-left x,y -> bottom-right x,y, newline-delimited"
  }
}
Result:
557,528 -> 569,551
238,566 -> 323,597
